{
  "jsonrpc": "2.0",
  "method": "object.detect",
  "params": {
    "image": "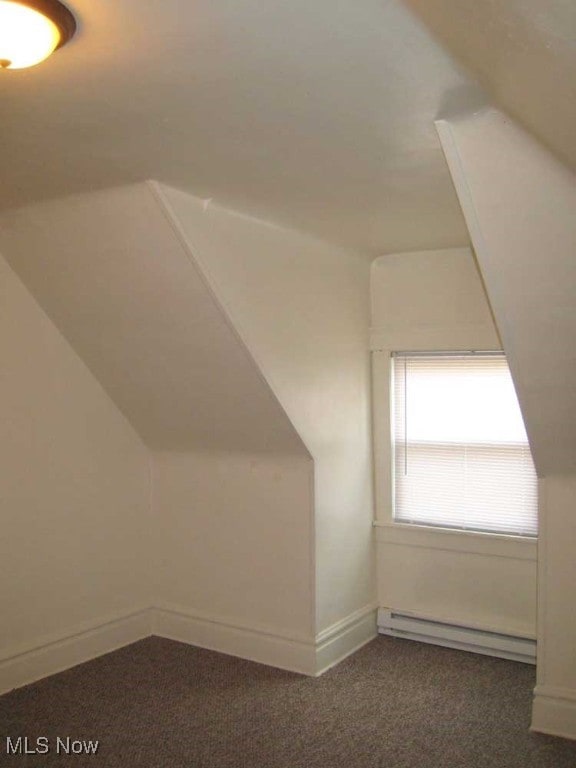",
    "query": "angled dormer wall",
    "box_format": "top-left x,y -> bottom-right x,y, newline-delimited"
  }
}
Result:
154,183 -> 375,646
0,185 -> 305,455
0,182 -> 375,684
437,108 -> 576,739
0,252 -> 150,692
